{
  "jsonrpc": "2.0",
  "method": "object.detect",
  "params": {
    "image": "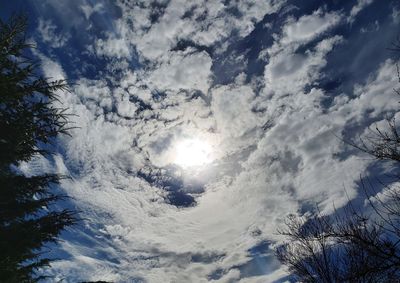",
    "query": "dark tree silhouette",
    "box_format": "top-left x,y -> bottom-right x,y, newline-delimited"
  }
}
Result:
276,54 -> 400,282
0,15 -> 76,282
276,202 -> 400,282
